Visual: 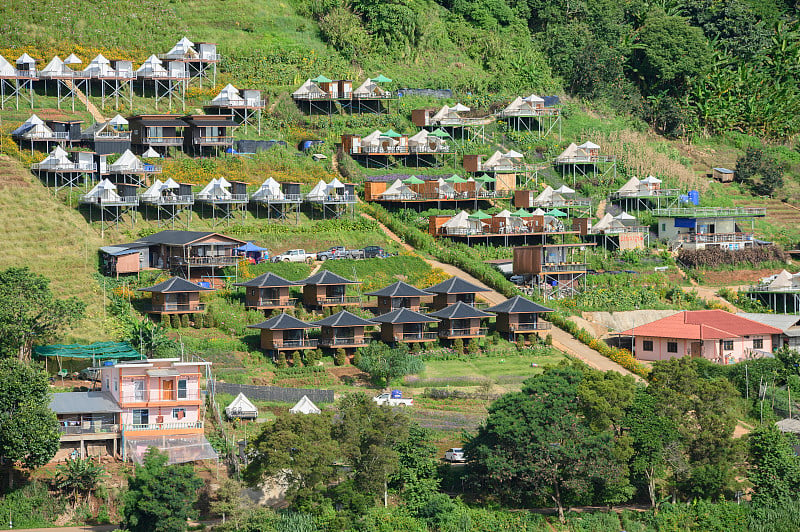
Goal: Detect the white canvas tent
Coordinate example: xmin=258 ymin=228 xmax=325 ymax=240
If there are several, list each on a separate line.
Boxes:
xmin=768 ymin=270 xmax=795 ymax=291
xmin=441 ymin=210 xmax=483 ymax=235
xmin=142 ymin=147 xmax=161 ymax=158
xmin=251 ymin=177 xmax=284 ymax=200
xmin=197 ymin=177 xmax=231 ymax=200
xmin=226 ymin=393 xmax=258 ymax=419
xmin=290 ymin=395 xmax=321 ymax=415
xmin=617 ymin=176 xmax=640 ymax=195
xmin=211 ymin=83 xmax=241 ymax=105
xmin=141 ymin=178 xmax=179 ymax=201
xmin=108 ymin=114 xmax=128 ymax=127
xmin=306 ymin=179 xmax=328 ymax=201
xmin=64 ymin=54 xmax=82 ymax=65
xmin=436 ymin=178 xmax=455 ymax=198
xmin=555 ymin=143 xmax=579 ymax=163
xmin=12 ymin=114 xmax=53 ymax=139
xmin=381 ymin=178 xmax=416 ymax=199
xmin=40 ymin=56 xmax=70 ymax=77
xmin=109 ymin=150 xmax=145 ymax=173
xmin=84 ymin=54 xmax=114 ymax=77
xmin=531 ymin=208 xmax=546 ymax=216
xmin=136 ymin=55 xmax=167 ymax=77
xmin=353 ymin=78 xmax=388 ymax=98
xmin=166 ymin=37 xmax=198 ymax=59
xmin=451 ymin=103 xmax=470 ymax=112
xmin=293 ymin=79 xmax=326 ymax=98
xmin=36 ymin=146 xmax=73 ymax=169
xmin=83 ymin=178 xmax=122 ymax=202
xmin=554 ymin=185 xmax=575 ymax=195
xmin=0 ymin=55 xmax=17 ymax=76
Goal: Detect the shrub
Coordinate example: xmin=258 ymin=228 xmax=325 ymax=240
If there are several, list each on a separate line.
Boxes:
xmin=467 ymin=338 xmax=481 ymax=356
xmin=291 ymin=351 xmax=302 ymax=367
xmin=180 ymin=314 xmax=189 ymax=328
xmin=352 ymin=349 xmax=362 ymax=366
xmin=453 ymin=338 xmax=464 ymax=355
xmin=545 ymin=333 xmax=553 ymax=346
xmin=335 ymin=348 xmax=347 ymax=366
xmin=516 ymin=334 xmax=526 ymax=351
xmin=527 ymin=334 xmax=537 ymax=347
xmin=276 ymin=351 xmax=287 ymax=369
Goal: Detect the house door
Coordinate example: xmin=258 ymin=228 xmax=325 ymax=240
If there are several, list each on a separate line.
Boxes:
xmin=162 ymin=379 xmax=175 ymax=401
xmin=690 ymin=342 xmax=702 ymax=358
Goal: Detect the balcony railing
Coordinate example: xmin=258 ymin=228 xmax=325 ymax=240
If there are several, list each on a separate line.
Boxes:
xmin=480 ymin=164 xmax=523 ymax=172
xmin=120 ymin=391 xmax=201 ymax=403
xmin=138 ymin=70 xmax=189 ymax=80
xmin=318 ymin=295 xmax=362 ymax=306
xmin=197 ymin=193 xmax=249 ymax=203
xmin=123 ymin=421 xmax=204 ymax=432
xmin=532 ymin=198 xmax=592 ymax=208
xmin=609 ymin=188 xmax=681 ymax=199
xmin=95 ymin=131 xmax=132 ymax=139
xmin=318 ymin=337 xmax=367 ymax=347
xmin=309 ymin=194 xmax=358 ymax=204
xmin=205 ymin=98 xmax=266 ymax=108
xmin=539 ymin=262 xmax=588 ymax=273
xmin=0 ymin=69 xmax=38 ymax=79
xmin=437 ymin=225 xmax=570 ymax=237
xmin=142 ymin=136 xmax=184 ymax=145
xmin=59 ymin=423 xmax=119 ymax=435
xmin=251 ymin=193 xmax=304 ymax=203
xmin=182 ymin=255 xmax=239 ymax=266
xmin=351 ymin=145 xmax=410 ymax=155
xmin=293 ymin=92 xmax=351 ymax=100
xmin=439 ymin=327 xmax=488 ymax=338
xmin=109 ymin=164 xmax=162 ymax=174
xmin=272 ymin=338 xmax=318 ymax=349
xmin=141 ymin=194 xmax=194 ymax=205
xmin=510 ymin=322 xmax=551 ymax=332
xmin=433 ymin=116 xmax=491 ymax=126
xmin=408 ymin=145 xmax=453 ymax=154
xmin=673 ymin=232 xmax=754 ymax=244
xmin=144 ymin=302 xmax=206 ymax=313
xmin=27 ymin=131 xmax=69 ymax=140
xmin=249 ymin=297 xmax=298 ymax=308
xmin=377 ymin=190 xmax=507 ymax=202
xmin=79 ymin=194 xmax=139 ymax=206
xmin=157 ymin=52 xmax=221 ymax=61
xmin=394 ymin=332 xmax=438 ymax=342
xmin=653 ymin=207 xmax=766 ymax=217
xmin=499 ymin=108 xmax=560 ymax=117
xmin=352 ymin=92 xmax=394 ymax=99
xmin=31 ymin=162 xmax=97 ymax=172
xmin=196 ymin=136 xmax=235 ymax=145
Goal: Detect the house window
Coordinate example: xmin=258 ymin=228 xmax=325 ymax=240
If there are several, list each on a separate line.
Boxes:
xmin=132 ymin=409 xmax=149 ymax=426
xmin=643 ymin=340 xmax=654 ymax=351
xmin=661 ymin=223 xmax=666 ymax=232
xmin=173 ymin=408 xmax=186 ymax=420
xmin=753 ymin=338 xmax=764 ymax=349
xmin=667 ymin=342 xmax=678 ymax=353
xmin=177 ymin=379 xmax=188 ymax=399
xmin=723 ymin=340 xmax=734 ymax=351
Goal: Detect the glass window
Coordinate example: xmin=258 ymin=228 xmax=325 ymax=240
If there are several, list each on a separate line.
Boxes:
xmin=133 ymin=409 xmax=149 ymax=425
xmin=643 ymin=340 xmax=654 ymax=351
xmin=177 ymin=379 xmax=188 ymax=399
xmin=667 ymin=342 xmax=678 ymax=353
xmin=172 ymin=408 xmax=186 ymax=419
xmin=723 ymin=340 xmax=734 ymax=351
xmin=753 ymin=338 xmax=763 ymax=349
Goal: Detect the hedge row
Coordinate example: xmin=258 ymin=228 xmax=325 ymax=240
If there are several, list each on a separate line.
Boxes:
xmin=363 ymin=203 xmax=650 ymax=378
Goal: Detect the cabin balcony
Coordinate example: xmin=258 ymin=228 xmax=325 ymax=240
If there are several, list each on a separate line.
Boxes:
xmin=311 ymin=194 xmax=358 ymax=205
xmin=180 ymin=255 xmax=239 ymax=267
xmin=197 ymin=194 xmax=249 ymax=204
xmin=108 ymin=164 xmax=161 ymax=174
xmin=271 ymin=338 xmax=318 ymax=350
xmin=1 ymin=69 xmax=38 ymax=79
xmin=142 ymin=136 xmax=184 ymax=146
xmin=609 ymin=188 xmax=680 ymax=200
xmin=500 ymin=108 xmax=560 ymax=117
xmin=142 ymin=194 xmax=194 ymax=205
xmin=157 ymin=52 xmax=221 ymax=61
xmin=674 ymin=232 xmax=754 ymax=244
xmin=140 ymin=71 xmax=189 ymax=80
xmin=205 ymin=98 xmax=266 ymax=108
xmin=353 ymin=92 xmax=394 ymax=100
xmin=532 ymin=198 xmax=592 ymax=208
xmin=408 ymin=145 xmax=453 ymax=154
xmin=59 ymin=423 xmax=120 ymax=436
xmin=351 ymin=146 xmax=410 ymax=155
xmin=31 ymin=162 xmax=97 ymax=172
xmin=95 ymin=72 xmax=136 ymax=80
xmin=394 ymin=332 xmax=438 ymax=343
xmin=95 ymin=131 xmax=132 ymax=140
xmin=27 ymin=131 xmax=69 ymax=141
xmin=539 ymin=263 xmax=587 ymax=274
xmin=78 ymin=195 xmax=139 ymax=207
xmin=556 ymin=155 xmax=613 ymax=164
xmin=122 ymin=421 xmax=204 ymax=433
xmin=120 ymin=390 xmax=202 ymax=405
xmin=509 ymin=322 xmax=551 ymax=332
xmin=653 ymin=207 xmax=767 ymax=217
xmin=195 ymin=136 xmax=235 ymax=146
xmin=247 ymin=297 xmax=299 ymax=310
xmin=438 ymin=327 xmax=488 ymax=339
xmin=143 ymin=302 xmax=206 ymax=314
xmin=316 ymin=296 xmax=362 ymax=307
xmin=251 ymin=193 xmax=304 ymax=204
xmin=318 ymin=336 xmax=368 ymax=348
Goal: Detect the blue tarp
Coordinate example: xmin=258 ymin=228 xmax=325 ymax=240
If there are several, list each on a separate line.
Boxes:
xmin=236 ymin=242 xmax=268 ymax=253
xmin=674 ymin=218 xmax=697 ymax=228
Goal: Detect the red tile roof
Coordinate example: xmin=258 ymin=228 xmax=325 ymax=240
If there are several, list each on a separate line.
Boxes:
xmin=620 ymin=310 xmax=782 ymax=340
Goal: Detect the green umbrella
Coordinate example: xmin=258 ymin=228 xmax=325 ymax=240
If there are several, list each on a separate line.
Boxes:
xmin=429 ymin=128 xmax=450 ymax=138
xmin=383 ymin=129 xmax=402 ymax=138
xmin=475 ymin=174 xmax=495 ymax=183
xmin=311 ymin=74 xmax=332 ymax=83
xmin=512 ymin=208 xmax=531 ymax=217
xmin=373 ymin=74 xmax=392 ymax=83
xmin=468 ymin=210 xmax=491 ymax=220
xmin=403 ymin=176 xmax=425 ymax=185
xmin=546 ymin=208 xmax=568 ymax=217
xmin=445 ymin=174 xmax=467 ymax=183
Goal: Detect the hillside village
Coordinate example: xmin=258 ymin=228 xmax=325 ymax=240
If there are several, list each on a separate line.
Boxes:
xmin=2 ymin=0 xmax=800 ymax=530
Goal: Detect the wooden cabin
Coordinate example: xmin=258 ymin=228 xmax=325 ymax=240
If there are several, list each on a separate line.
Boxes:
xmin=425 ymin=276 xmax=491 ymax=310
xmin=247 ymin=313 xmax=317 ymax=353
xmin=372 ymin=307 xmax=439 ymax=344
xmin=365 ymin=281 xmax=432 ymax=313
xmin=713 ymin=167 xmax=735 ymax=183
xmin=129 ymin=115 xmax=188 ymax=153
xmin=427 ymin=301 xmax=492 ymax=340
xmin=138 ymin=276 xmax=213 ymax=315
xmin=486 ymin=295 xmax=553 ymax=337
xmin=512 ymin=244 xmax=589 ymax=276
xmin=311 ymin=311 xmax=373 ymax=349
xmin=45 ymin=119 xmax=83 ymax=144
xmin=234 ymin=272 xmax=301 ymax=311
xmin=182 ymin=114 xmax=237 ymax=155
xmin=301 ymin=270 xmax=361 ymax=308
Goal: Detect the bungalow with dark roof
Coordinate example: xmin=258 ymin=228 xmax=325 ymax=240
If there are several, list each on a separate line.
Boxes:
xmin=247 ymin=313 xmax=317 ymax=354
xmin=138 ymin=276 xmax=213 ymax=315
xmin=301 ymin=270 xmax=361 ymax=308
xmin=365 ymin=281 xmax=432 ymax=313
xmin=311 ymin=310 xmax=374 ymax=349
xmin=424 ymin=276 xmax=490 ymax=311
xmin=372 ymin=307 xmax=439 ymax=344
xmin=427 ymin=301 xmax=492 ymax=340
xmin=234 ymin=272 xmax=301 ymax=311
xmin=619 ymin=309 xmax=781 ymax=364
xmin=486 ymin=296 xmax=553 ymax=338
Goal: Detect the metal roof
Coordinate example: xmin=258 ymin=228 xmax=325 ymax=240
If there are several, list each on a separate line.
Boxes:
xmin=365 ymin=281 xmax=432 ymax=298
xmin=139 ymin=276 xmax=214 ymax=293
xmin=183 ymin=116 xmax=237 ymax=127
xmin=136 ymin=230 xmax=245 ymax=246
xmin=131 ymin=115 xmax=187 ymax=127
xmin=371 ymin=307 xmax=439 ymax=324
xmin=485 ymin=295 xmax=554 ymax=314
xmin=248 ymin=313 xmax=314 ymax=330
xmin=50 ymin=391 xmax=121 ymax=414
xmin=427 ymin=301 xmax=493 ymax=320
xmin=737 ymin=313 xmax=800 ymax=335
xmin=425 ymin=276 xmax=490 ymax=294
xmin=234 ymin=271 xmax=301 ymax=288
xmin=302 ymin=270 xmax=358 ymax=286
xmin=311 ymin=310 xmax=374 ymax=328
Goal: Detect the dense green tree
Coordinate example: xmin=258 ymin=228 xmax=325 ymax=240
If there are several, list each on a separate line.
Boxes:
xmin=52 ymin=457 xmax=106 ymax=506
xmin=0 ymin=359 xmax=59 ymax=488
xmin=0 ymin=267 xmax=85 ymax=360
xmin=735 ymin=147 xmax=784 ymax=196
xmin=244 ymin=410 xmax=338 ymax=506
xmin=355 ymin=342 xmax=423 ymax=386
xmin=465 ymin=364 xmax=623 ymax=523
xmin=123 ymin=447 xmax=203 ymax=532
xmin=748 ymin=425 xmax=800 ymax=506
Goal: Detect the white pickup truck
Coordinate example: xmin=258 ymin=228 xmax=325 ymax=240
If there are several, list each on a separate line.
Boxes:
xmin=373 ymin=392 xmax=413 ymax=407
xmin=272 ymin=249 xmax=316 ymax=263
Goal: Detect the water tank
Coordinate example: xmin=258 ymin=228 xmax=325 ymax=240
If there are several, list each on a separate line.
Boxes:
xmin=391 ymin=389 xmax=402 ymax=399
xmin=688 ymin=190 xmax=700 ymax=206
xmin=103 ymin=360 xmax=115 ymax=366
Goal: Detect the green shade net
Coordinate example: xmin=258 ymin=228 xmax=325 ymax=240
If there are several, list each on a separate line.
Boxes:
xmin=311 ymin=75 xmax=332 ymax=83
xmin=383 ymin=129 xmax=402 ymax=138
xmin=445 ymin=174 xmax=467 ymax=183
xmin=35 ymin=341 xmax=145 ymax=361
xmin=403 ymin=176 xmax=425 ymax=185
xmin=429 ymin=128 xmax=450 ymax=138
xmin=546 ymin=208 xmax=568 ymax=217
xmin=468 ymin=210 xmax=491 ymax=220
xmin=475 ymin=174 xmax=495 ymax=183
xmin=373 ymin=74 xmax=392 ymax=83
xmin=512 ymin=208 xmax=531 ymax=217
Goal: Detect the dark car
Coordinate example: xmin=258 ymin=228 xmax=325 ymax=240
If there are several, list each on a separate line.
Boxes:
xmin=362 ymin=246 xmax=385 ymax=259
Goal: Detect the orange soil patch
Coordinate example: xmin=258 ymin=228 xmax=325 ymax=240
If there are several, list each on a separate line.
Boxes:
xmin=0 ymin=155 xmax=32 ymax=188
xmin=701 ymin=268 xmax=782 ymax=287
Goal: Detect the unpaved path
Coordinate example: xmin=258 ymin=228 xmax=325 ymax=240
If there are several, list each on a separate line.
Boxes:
xmin=64 ymin=79 xmax=105 ymax=122
xmin=361 ymin=213 xmax=639 ymax=378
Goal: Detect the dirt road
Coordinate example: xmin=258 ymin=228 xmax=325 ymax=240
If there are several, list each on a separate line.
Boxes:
xmin=361 ymin=214 xmax=639 ymax=378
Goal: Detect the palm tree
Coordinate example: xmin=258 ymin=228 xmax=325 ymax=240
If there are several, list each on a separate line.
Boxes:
xmin=52 ymin=457 xmax=107 ymax=506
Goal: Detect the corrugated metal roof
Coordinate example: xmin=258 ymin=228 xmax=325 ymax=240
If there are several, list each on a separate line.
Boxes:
xmin=427 ymin=301 xmax=492 ymax=320
xmin=50 ymin=391 xmax=121 ymax=414
xmin=311 ymin=310 xmax=374 ymax=328
xmin=139 ymin=276 xmax=214 ymax=293
xmin=371 ymin=307 xmax=439 ymax=324
xmin=365 ymin=281 xmax=432 ymax=298
xmin=425 ymin=276 xmax=490 ymax=295
xmin=620 ymin=310 xmax=783 ymax=339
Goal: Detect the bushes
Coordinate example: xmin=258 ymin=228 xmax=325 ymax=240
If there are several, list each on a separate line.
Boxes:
xmin=678 ymin=245 xmax=787 ymax=269
xmin=334 ymin=348 xmax=347 ymax=366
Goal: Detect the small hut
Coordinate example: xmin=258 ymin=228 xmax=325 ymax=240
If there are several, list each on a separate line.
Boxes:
xmin=371 ymin=307 xmax=439 ymax=344
xmin=427 ymin=301 xmax=492 ymax=340
xmin=424 ymin=276 xmax=490 ymax=310
xmin=301 ymin=270 xmax=360 ymax=308
xmin=365 ymin=281 xmax=432 ymax=313
xmin=138 ymin=276 xmax=213 ymax=316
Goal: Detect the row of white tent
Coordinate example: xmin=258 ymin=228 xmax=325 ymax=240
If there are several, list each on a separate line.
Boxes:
xmin=293 ymin=78 xmax=391 ymax=99
xmin=439 ymin=209 xmax=562 ymax=235
xmin=591 ymin=212 xmax=639 ymax=234
xmin=614 ymin=175 xmax=664 ymax=196
xmin=224 ymin=393 xmax=321 ymax=420
xmin=13 ymin=113 xmax=133 ymax=141
xmin=0 ymin=37 xmax=216 ymax=79
xmin=358 ymin=129 xmax=450 ymax=152
xmin=33 ymin=146 xmax=160 ymax=172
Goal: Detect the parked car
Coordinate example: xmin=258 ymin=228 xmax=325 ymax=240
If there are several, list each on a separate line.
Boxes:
xmin=373 ymin=391 xmax=413 ymax=407
xmin=272 ymin=249 xmax=316 ymax=263
xmin=444 ymin=448 xmax=466 ymax=462
xmin=362 ymin=245 xmax=386 ymax=259
xmin=317 ymin=247 xmax=365 ymax=260
xmin=509 ymin=275 xmax=526 ymax=285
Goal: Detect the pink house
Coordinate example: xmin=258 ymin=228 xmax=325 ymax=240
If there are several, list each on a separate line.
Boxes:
xmin=50 ymin=358 xmax=218 ymax=464
xmin=620 ymin=310 xmax=781 ymax=365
